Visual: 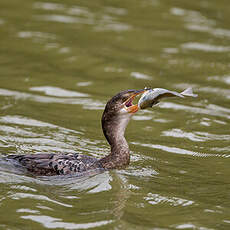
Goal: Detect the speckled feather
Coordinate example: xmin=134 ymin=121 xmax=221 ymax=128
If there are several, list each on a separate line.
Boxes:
xmin=7 ymin=153 xmax=100 ymax=176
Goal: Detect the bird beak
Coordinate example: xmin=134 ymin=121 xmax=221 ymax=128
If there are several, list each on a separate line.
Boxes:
xmin=124 ymin=89 xmax=148 ymax=113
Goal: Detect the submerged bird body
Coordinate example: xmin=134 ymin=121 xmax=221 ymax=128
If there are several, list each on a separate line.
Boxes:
xmin=7 ymin=153 xmax=100 ymax=176
xmin=6 ymin=89 xmax=146 ymax=176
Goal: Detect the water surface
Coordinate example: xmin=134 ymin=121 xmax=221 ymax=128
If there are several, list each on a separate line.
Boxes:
xmin=0 ymin=0 xmax=230 ymax=229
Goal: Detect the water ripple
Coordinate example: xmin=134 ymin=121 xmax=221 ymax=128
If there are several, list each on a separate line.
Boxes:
xmin=0 ymin=125 xmax=38 ymax=137
xmin=0 ymin=88 xmax=104 ymax=110
xmin=159 ymin=102 xmax=230 ymax=119
xmin=104 ymin=7 xmax=127 ymax=16
xmin=120 ymin=167 xmax=158 ymax=177
xmin=170 ymin=7 xmax=215 ymax=26
xmin=17 ymin=208 xmax=40 ymax=214
xmin=67 ymin=171 xmax=112 ymax=193
xmin=145 ymin=192 xmax=194 ymax=206
xmin=36 ymin=14 xmax=94 ymax=24
xmin=30 ymin=86 xmax=89 ymax=97
xmin=10 ymin=185 xmax=37 ymax=192
xmin=21 ymin=215 xmax=112 ymax=229
xmin=186 ymin=24 xmax=230 ymax=39
xmin=130 ymin=72 xmax=152 ymax=80
xmin=34 ymin=2 xmax=65 ymax=11
xmin=181 ymin=42 xmax=230 ymax=52
xmin=17 ymin=31 xmax=56 ymax=40
xmin=0 ymin=114 xmax=105 ymax=157
xmin=208 ymin=75 xmax=230 ymax=85
xmin=162 ymin=128 xmax=230 ymax=142
xmin=0 ymin=115 xmax=59 ymax=128
xmin=132 ymin=141 xmax=230 ymax=158
xmin=10 ymin=193 xmax=72 ymax=207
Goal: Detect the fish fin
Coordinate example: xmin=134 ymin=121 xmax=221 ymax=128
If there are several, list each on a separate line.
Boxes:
xmin=180 ymin=87 xmax=198 ymax=97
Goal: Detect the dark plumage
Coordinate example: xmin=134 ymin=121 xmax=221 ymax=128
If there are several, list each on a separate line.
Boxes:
xmin=6 ymin=89 xmax=146 ymax=176
xmin=7 ymin=153 xmax=99 ymax=176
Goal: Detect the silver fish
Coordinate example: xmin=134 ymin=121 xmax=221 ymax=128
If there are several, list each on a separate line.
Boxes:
xmin=138 ymin=87 xmax=198 ymax=109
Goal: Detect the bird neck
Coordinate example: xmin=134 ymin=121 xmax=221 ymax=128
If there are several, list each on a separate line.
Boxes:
xmin=98 ymin=112 xmax=132 ymax=169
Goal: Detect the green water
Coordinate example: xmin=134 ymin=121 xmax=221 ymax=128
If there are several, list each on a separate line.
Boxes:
xmin=0 ymin=0 xmax=230 ymax=229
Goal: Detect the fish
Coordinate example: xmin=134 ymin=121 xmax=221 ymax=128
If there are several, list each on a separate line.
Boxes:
xmin=138 ymin=87 xmax=198 ymax=109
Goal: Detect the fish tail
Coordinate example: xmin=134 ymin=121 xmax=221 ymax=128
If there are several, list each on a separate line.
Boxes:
xmin=181 ymin=87 xmax=198 ymax=97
